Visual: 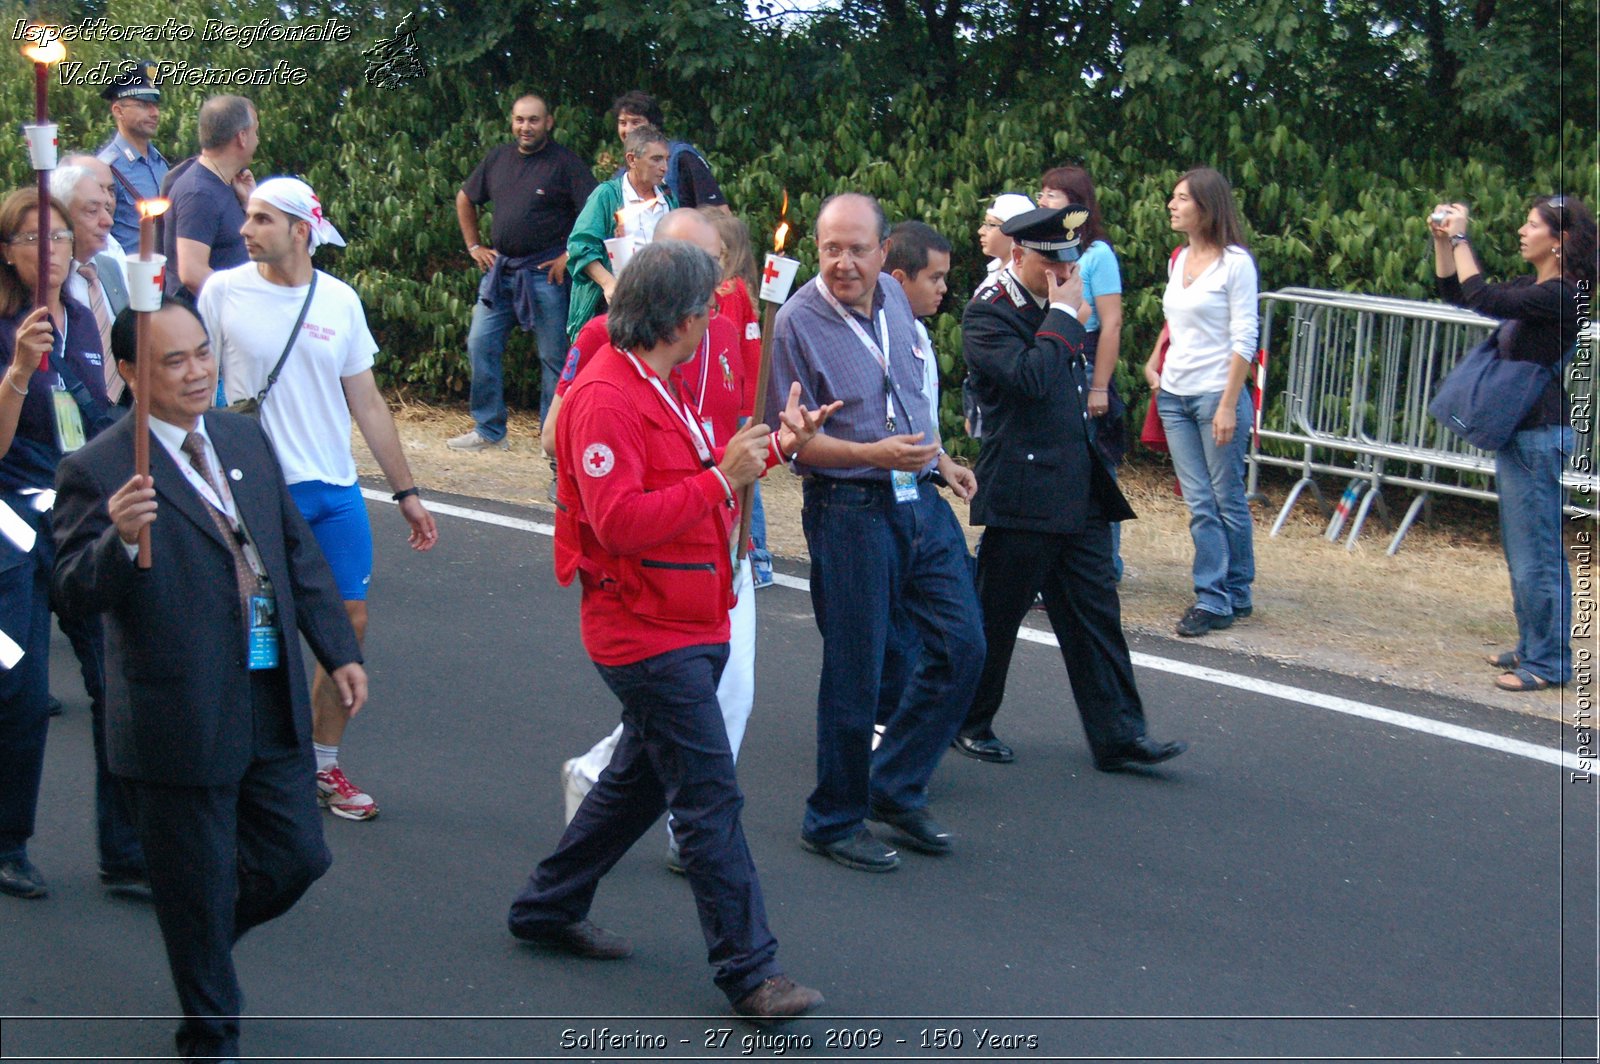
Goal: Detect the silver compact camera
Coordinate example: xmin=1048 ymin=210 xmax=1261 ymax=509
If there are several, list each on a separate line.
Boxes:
xmin=1429 ymin=210 xmax=1449 ymax=226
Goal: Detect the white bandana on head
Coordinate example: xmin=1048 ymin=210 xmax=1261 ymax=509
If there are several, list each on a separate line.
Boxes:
xmin=252 ymin=177 xmax=346 ymax=254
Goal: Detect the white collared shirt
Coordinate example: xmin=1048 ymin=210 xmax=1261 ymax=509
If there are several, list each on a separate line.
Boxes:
xmin=618 ymin=176 xmax=670 ymax=242
xmin=149 ymin=415 xmax=236 ymax=520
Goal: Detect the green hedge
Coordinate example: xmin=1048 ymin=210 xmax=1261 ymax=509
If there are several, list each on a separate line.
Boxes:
xmin=6 ymin=0 xmax=1592 ymax=454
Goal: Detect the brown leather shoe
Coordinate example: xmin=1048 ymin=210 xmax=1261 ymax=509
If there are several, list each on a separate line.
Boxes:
xmin=509 ymin=918 xmax=632 ymax=959
xmin=733 ymin=975 xmax=824 ymax=1020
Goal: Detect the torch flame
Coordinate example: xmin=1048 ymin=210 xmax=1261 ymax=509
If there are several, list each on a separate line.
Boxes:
xmin=138 ymin=198 xmax=171 ymax=220
xmin=21 ymin=37 xmax=65 ymax=65
xmin=772 ymin=191 xmax=790 ymax=254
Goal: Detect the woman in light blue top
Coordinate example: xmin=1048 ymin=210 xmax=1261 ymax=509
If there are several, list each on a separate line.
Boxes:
xmin=1146 ymin=167 xmax=1259 ymax=638
xmin=1040 ymin=166 xmax=1127 ymax=579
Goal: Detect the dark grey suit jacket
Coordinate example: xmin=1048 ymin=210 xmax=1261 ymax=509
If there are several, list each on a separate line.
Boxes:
xmin=51 ymin=410 xmax=361 ymax=786
xmin=93 ymin=251 xmax=129 ymax=316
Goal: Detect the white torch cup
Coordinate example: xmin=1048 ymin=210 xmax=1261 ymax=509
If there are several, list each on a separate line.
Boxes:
xmin=125 ymin=255 xmax=166 ymax=312
xmin=23 ymin=123 xmax=58 ymax=170
xmin=604 ymin=237 xmax=636 ymax=276
xmin=759 ymin=254 xmax=800 ymax=303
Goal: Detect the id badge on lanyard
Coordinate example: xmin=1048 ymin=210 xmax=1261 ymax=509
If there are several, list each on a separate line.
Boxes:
xmin=47 ymin=326 xmax=85 ymax=453
xmin=247 ymin=588 xmax=281 ymax=670
xmin=817 ymin=281 xmax=901 ymax=434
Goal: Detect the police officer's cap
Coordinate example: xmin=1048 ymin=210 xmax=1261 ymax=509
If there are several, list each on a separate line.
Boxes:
xmin=1001 ymin=204 xmax=1091 ymax=263
xmin=101 ymin=60 xmax=160 ymax=103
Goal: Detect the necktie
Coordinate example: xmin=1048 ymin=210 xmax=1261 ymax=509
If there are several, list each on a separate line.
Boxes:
xmin=77 ymin=261 xmax=124 ymax=403
xmin=180 ymin=431 xmax=262 ymax=611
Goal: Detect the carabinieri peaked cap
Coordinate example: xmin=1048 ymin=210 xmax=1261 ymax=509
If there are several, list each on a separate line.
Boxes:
xmin=1001 ymin=204 xmax=1091 ymax=263
xmin=101 ymin=60 xmax=161 ymax=102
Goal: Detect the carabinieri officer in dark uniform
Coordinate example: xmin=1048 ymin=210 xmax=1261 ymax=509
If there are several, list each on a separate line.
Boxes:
xmin=957 ymin=204 xmax=1188 ymax=771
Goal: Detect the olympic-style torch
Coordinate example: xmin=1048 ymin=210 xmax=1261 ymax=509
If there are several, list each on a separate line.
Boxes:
xmin=20 ymin=31 xmax=65 ymax=370
xmin=736 ymin=193 xmax=800 ymax=559
xmin=127 ymin=198 xmax=170 ymax=568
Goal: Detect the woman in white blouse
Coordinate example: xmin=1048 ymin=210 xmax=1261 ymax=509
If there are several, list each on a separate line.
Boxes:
xmin=1144 ymin=167 xmax=1259 ymax=637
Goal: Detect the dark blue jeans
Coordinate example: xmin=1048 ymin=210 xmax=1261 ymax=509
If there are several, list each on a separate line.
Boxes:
xmin=466 ymin=265 xmax=570 ymax=434
xmin=508 ymin=643 xmax=780 ymax=1002
xmin=800 ymin=478 xmax=985 ymax=843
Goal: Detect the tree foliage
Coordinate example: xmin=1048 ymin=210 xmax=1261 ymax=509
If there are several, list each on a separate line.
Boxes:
xmin=2 ymin=0 xmax=1592 ymax=445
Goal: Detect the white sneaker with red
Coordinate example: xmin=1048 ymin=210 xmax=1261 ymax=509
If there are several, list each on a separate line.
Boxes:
xmin=316 ymin=766 xmax=379 ymax=821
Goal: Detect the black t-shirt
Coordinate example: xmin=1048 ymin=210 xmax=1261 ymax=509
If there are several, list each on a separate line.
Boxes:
xmin=673 ymin=147 xmax=725 ymax=208
xmin=462 ymin=141 xmax=597 ymax=258
xmin=1439 ymin=272 xmax=1580 ymax=430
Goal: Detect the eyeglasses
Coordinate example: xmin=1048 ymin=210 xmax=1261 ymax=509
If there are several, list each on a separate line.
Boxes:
xmin=819 ymin=243 xmax=883 ymax=260
xmin=7 ymin=229 xmax=73 ymax=247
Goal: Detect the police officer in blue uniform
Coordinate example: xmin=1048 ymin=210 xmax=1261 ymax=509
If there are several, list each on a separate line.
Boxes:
xmin=97 ymin=60 xmax=169 ymax=252
xmin=957 ymin=204 xmax=1188 ymax=771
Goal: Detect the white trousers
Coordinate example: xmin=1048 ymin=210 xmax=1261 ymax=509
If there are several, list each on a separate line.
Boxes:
xmin=572 ymin=557 xmax=756 ymax=787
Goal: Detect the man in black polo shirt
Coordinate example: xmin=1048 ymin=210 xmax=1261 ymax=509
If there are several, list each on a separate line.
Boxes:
xmin=449 ymin=94 xmax=597 ymax=452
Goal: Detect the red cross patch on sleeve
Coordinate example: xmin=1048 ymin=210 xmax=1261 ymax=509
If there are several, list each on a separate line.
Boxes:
xmin=582 ymin=443 xmax=615 ymax=477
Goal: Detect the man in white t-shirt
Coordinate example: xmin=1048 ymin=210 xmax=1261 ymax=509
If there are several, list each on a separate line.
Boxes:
xmin=199 ymin=178 xmax=439 ymax=822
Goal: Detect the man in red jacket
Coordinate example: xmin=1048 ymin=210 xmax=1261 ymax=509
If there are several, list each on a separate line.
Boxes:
xmin=506 ymin=238 xmax=835 ymax=1019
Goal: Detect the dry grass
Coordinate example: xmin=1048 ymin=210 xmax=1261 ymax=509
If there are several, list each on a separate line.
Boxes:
xmin=356 ymin=400 xmax=1594 ymax=721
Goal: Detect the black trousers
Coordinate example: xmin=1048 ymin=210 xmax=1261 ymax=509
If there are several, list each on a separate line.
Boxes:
xmin=508 ymin=643 xmax=780 ymax=1003
xmin=963 ymin=524 xmax=1146 ymax=758
xmin=123 ymin=669 xmax=330 ymax=1062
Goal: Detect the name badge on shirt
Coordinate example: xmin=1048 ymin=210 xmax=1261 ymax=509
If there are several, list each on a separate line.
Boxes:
xmin=247 ymin=593 xmax=281 ymax=670
xmin=891 ymin=469 xmax=919 ymax=504
xmin=51 ymin=385 xmax=86 ymax=453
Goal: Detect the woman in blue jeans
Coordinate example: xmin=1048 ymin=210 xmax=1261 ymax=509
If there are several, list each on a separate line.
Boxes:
xmin=1146 ymin=168 xmax=1259 ymax=637
xmin=1432 ymin=194 xmax=1595 ymax=692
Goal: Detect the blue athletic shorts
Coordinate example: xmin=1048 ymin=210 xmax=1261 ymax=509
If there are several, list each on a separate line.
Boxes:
xmin=287 ymin=480 xmax=373 ymax=601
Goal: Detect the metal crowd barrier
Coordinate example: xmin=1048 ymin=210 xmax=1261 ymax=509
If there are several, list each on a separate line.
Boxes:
xmin=1246 ymin=287 xmax=1598 ymax=555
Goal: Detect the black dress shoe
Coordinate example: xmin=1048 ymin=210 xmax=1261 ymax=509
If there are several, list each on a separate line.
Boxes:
xmin=800 ymin=827 xmax=900 ymax=872
xmin=1095 ymin=737 xmax=1189 ymax=772
xmin=734 ymin=975 xmax=824 ymax=1021
xmin=99 ymin=868 xmax=154 ymax=901
xmin=47 ymin=694 xmax=63 ymax=717
xmin=0 ymin=856 xmax=49 ymax=899
xmin=951 ymin=733 xmax=1015 ymax=763
xmin=509 ymin=918 xmax=632 ymax=959
xmin=867 ymin=804 xmax=952 ymax=854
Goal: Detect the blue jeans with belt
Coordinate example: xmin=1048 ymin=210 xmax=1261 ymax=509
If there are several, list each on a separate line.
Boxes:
xmin=1157 ymin=388 xmax=1256 ymax=617
xmin=508 ymin=643 xmax=781 ymax=1003
xmin=800 ymin=477 xmax=984 ymax=843
xmin=466 ymin=264 xmax=570 ymax=435
xmin=1495 ymin=424 xmax=1574 ymax=684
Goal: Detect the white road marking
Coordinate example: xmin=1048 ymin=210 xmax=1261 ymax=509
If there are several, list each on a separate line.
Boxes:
xmin=366 ymin=489 xmax=1582 ymax=771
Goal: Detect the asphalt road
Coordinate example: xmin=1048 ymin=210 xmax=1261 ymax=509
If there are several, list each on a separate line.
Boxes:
xmin=3 ymin=490 xmax=1595 ymax=1063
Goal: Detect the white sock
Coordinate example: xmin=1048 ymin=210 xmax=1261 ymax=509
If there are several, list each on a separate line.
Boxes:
xmin=314 ymin=743 xmax=339 ymax=772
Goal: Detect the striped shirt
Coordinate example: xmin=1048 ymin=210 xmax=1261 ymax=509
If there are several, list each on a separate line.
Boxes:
xmin=767 ymin=274 xmax=937 ymax=481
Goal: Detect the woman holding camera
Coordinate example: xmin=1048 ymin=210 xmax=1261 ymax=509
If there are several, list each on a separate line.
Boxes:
xmin=1432 ymin=194 xmax=1595 ymax=692
xmin=1148 ymin=167 xmax=1259 ymax=637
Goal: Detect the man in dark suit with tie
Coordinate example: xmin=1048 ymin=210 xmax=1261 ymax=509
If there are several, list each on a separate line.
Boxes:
xmin=52 ymin=297 xmax=367 ymax=1063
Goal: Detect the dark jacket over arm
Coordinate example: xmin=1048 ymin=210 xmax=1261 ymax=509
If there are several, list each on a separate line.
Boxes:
xmin=963 ymin=287 xmax=1135 ymax=533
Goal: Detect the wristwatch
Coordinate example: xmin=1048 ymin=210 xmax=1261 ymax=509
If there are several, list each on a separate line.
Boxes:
xmin=1450 ymin=233 xmax=1470 ymax=248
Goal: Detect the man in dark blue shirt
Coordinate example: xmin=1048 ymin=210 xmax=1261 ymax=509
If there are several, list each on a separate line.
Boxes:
xmin=163 ymin=95 xmax=258 ymax=299
xmin=449 ymin=94 xmax=597 ymax=451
